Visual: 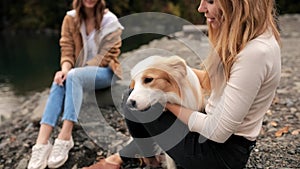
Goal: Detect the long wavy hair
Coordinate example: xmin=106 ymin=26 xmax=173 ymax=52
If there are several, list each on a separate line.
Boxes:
xmin=72 ymin=0 xmax=106 ymax=31
xmin=205 ymin=0 xmax=281 ymax=82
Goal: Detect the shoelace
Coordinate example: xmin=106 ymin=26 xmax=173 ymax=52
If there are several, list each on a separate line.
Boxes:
xmin=51 ymin=142 xmax=69 ymax=156
xmin=31 ymin=146 xmax=44 ymax=162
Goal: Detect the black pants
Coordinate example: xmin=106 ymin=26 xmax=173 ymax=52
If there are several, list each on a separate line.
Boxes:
xmin=120 ymin=109 xmax=255 ymax=169
xmin=119 ymin=90 xmax=255 ymax=169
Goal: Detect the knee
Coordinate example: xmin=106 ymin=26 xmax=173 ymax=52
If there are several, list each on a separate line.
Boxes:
xmin=66 ymin=69 xmax=80 ymax=83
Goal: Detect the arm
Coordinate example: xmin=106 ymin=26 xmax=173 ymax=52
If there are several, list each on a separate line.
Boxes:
xmin=165 ymin=103 xmax=194 ymax=125
xmin=55 ymin=15 xmax=75 ymax=85
xmin=54 ymin=61 xmax=72 ymax=86
xmin=167 ymin=43 xmax=272 ymax=143
xmin=59 ymin=15 xmax=76 ymax=68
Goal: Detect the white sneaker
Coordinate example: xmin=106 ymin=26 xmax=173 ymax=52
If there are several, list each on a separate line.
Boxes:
xmin=47 ymin=137 xmax=74 ymax=168
xmin=27 ymin=141 xmax=52 ymax=169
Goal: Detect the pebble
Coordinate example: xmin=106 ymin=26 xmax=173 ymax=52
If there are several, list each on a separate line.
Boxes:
xmin=83 ymin=140 xmax=96 ymax=150
xmin=16 ymin=158 xmax=28 ymax=169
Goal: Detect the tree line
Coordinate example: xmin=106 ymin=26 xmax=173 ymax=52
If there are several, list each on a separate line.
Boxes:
xmin=0 ymin=0 xmax=299 ymax=32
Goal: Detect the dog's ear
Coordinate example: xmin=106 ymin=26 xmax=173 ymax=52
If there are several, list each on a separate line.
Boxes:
xmin=129 ymin=80 xmax=135 ymax=89
xmin=166 ymin=56 xmax=187 ymax=79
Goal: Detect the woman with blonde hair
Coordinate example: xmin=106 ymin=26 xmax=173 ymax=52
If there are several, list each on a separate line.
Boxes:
xmin=27 ymin=0 xmax=123 ymax=168
xmin=84 ymin=0 xmax=281 ymax=168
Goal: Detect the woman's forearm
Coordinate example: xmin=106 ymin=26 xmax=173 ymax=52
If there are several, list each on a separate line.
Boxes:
xmin=61 ymin=62 xmax=72 ymax=73
xmin=165 ymin=103 xmax=194 ymax=125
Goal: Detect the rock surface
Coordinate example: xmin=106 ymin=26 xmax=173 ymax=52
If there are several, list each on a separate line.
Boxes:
xmin=0 ymin=14 xmax=300 ymax=169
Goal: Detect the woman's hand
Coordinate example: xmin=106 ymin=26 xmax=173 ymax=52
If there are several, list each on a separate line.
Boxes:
xmin=54 ymin=62 xmax=72 ymax=86
xmin=165 ymin=103 xmax=194 ymax=125
xmin=54 ymin=70 xmax=68 ymax=86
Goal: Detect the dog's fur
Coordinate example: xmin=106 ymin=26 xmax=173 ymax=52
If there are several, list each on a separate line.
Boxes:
xmin=127 ymin=55 xmax=210 ymax=168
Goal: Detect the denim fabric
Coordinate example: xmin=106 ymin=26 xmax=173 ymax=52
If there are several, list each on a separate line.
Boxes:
xmin=40 ymin=66 xmax=114 ymax=127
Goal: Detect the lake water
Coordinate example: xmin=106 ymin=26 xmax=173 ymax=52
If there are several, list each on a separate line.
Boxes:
xmin=0 ymin=33 xmax=61 ymax=119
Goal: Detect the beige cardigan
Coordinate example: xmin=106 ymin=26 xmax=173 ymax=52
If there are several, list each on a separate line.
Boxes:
xmin=59 ymin=10 xmax=124 ymax=78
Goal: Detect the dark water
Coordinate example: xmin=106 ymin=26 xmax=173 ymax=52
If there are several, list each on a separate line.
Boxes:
xmin=0 ymin=33 xmax=61 ymax=95
xmin=0 ymin=33 xmax=60 ymax=119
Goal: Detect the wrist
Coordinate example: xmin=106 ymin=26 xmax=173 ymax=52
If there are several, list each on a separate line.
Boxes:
xmin=61 ymin=62 xmax=72 ymax=72
xmin=188 ymin=111 xmax=199 ymax=131
xmin=61 ymin=69 xmax=69 ymax=74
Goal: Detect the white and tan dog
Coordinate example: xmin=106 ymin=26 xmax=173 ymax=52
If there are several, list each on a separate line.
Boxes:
xmin=127 ymin=55 xmax=209 ymax=112
xmin=126 ymin=55 xmax=210 ymax=169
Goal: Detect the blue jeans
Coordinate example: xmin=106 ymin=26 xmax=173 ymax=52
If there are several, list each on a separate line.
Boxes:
xmin=40 ymin=66 xmax=114 ymax=127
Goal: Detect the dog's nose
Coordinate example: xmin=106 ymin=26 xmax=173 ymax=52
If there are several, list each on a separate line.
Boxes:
xmin=128 ymin=99 xmax=137 ymax=108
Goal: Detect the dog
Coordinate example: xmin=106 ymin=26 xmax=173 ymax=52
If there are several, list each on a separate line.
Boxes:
xmin=126 ymin=55 xmax=210 ymax=169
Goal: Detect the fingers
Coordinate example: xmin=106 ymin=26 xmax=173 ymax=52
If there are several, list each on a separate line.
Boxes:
xmin=54 ymin=72 xmax=63 ymax=86
xmin=165 ymin=103 xmax=175 ymax=111
xmin=54 ymin=71 xmax=67 ymax=86
xmin=61 ymin=71 xmax=67 ymax=82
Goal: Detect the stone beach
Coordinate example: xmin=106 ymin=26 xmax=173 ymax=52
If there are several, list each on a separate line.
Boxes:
xmin=0 ymin=14 xmax=300 ymax=169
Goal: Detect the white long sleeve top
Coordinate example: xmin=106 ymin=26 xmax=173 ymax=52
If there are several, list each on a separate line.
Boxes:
xmin=188 ymin=31 xmax=281 ymax=143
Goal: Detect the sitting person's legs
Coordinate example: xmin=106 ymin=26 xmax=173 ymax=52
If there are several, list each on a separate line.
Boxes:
xmin=29 ymin=66 xmax=114 ymax=169
xmin=83 ymin=89 xmax=255 ymax=169
xmin=121 ymin=99 xmax=255 ymax=169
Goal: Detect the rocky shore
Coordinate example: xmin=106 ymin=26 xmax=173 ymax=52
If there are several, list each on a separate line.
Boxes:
xmin=1 ymin=14 xmax=300 ymax=169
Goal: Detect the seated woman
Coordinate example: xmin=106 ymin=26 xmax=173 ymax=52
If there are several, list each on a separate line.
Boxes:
xmin=27 ymin=0 xmax=123 ymax=169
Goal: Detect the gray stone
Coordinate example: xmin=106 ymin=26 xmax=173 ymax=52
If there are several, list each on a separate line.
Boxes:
xmin=16 ymin=158 xmax=28 ymax=169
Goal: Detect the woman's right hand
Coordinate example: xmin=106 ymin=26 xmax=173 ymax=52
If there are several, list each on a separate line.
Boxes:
xmin=55 ymin=62 xmax=72 ymax=86
xmin=54 ymin=70 xmax=68 ymax=86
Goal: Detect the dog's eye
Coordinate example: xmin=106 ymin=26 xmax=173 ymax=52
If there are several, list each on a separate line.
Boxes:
xmin=143 ymin=77 xmax=153 ymax=84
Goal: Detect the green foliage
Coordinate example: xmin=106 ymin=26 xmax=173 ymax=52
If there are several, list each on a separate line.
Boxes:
xmin=1 ymin=0 xmax=71 ymax=31
xmin=1 ymin=0 xmax=299 ymax=31
xmin=178 ymin=0 xmax=205 ymax=24
xmin=107 ymin=0 xmax=204 ymax=24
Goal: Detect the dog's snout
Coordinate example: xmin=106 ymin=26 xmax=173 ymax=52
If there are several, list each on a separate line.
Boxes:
xmin=128 ymin=99 xmax=137 ymax=108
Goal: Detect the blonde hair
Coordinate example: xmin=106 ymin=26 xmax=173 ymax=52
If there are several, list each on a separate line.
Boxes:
xmin=72 ymin=0 xmax=106 ymax=31
xmin=206 ymin=0 xmax=281 ymax=81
